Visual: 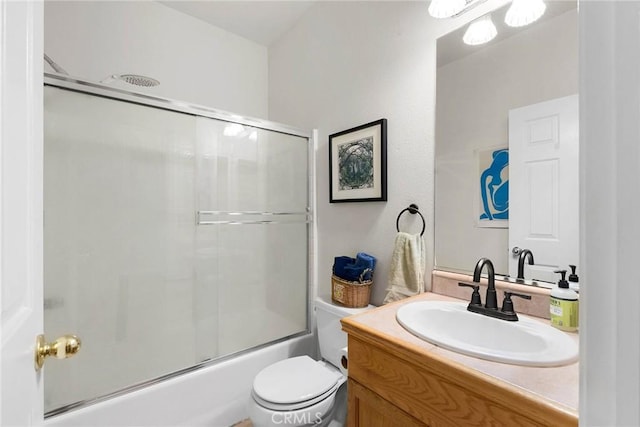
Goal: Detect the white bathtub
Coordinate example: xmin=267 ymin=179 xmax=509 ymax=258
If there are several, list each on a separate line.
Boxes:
xmin=45 ymin=334 xmax=316 ymax=427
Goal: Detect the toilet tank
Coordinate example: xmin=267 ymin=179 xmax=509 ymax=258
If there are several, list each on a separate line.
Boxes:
xmin=314 ymin=296 xmax=374 ymax=369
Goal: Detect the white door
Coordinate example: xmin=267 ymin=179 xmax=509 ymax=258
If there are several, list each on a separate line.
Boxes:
xmin=508 ymin=95 xmax=579 ymax=284
xmin=1 ymin=1 xmax=44 ymax=425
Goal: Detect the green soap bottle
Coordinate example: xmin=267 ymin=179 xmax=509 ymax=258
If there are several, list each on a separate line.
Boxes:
xmin=550 ymin=270 xmax=579 ymax=332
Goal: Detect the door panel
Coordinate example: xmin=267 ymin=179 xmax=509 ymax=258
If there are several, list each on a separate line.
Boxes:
xmin=0 ymin=1 xmax=44 ymax=425
xmin=509 ymin=95 xmax=579 ymax=283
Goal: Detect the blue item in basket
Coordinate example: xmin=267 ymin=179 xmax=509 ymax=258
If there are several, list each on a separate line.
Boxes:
xmin=358 ymin=252 xmax=377 ymax=270
xmin=333 ymin=253 xmax=377 ymax=282
xmin=333 ymin=256 xmax=356 ymax=280
xmin=351 ymin=252 xmax=376 ymax=280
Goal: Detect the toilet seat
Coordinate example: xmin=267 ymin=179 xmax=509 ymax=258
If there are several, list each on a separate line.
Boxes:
xmin=252 ymin=356 xmax=343 ymax=411
xmin=252 ymin=382 xmax=340 ymax=411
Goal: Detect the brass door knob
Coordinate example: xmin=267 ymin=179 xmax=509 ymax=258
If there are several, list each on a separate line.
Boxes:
xmin=35 ymin=334 xmax=81 ymax=371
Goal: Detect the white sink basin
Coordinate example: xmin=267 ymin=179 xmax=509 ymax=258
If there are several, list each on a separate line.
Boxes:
xmin=396 ymin=301 xmax=578 ymax=367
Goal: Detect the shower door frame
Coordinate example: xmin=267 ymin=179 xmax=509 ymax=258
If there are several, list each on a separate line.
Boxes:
xmin=44 ymin=73 xmax=311 ymax=139
xmin=43 ymin=73 xmax=315 ymax=417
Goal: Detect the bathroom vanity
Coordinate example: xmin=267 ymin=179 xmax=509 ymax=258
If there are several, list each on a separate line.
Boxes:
xmin=341 ymin=292 xmax=578 ymax=426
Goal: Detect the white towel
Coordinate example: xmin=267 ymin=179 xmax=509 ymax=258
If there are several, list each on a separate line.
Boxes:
xmin=383 ymin=232 xmax=426 ymax=304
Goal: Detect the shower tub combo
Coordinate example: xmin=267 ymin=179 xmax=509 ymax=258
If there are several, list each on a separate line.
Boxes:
xmin=42 ymin=74 xmax=315 ymax=426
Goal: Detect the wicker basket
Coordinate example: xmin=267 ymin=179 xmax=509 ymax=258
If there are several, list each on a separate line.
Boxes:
xmin=331 ymin=273 xmax=372 ymax=308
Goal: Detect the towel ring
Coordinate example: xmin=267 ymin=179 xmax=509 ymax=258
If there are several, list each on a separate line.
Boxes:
xmin=396 ymin=204 xmax=425 ymax=237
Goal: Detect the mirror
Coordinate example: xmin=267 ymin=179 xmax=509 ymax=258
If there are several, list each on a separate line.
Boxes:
xmin=434 ymin=1 xmax=578 ymax=285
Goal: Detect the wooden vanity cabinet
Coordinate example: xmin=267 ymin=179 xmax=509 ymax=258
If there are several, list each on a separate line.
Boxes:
xmin=348 ymin=378 xmax=423 ymax=427
xmin=342 ymin=323 xmax=578 ymax=427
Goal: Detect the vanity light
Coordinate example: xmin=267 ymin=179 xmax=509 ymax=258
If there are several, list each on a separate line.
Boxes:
xmin=504 ymin=0 xmax=546 ymax=27
xmin=429 ymin=0 xmax=548 ymax=47
xmin=428 ymin=0 xmax=467 ymax=18
xmin=463 ymin=14 xmax=497 ymax=46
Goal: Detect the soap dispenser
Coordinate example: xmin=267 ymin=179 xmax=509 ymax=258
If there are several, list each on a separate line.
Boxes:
xmin=550 ymin=270 xmax=579 ymax=332
xmin=568 ymin=264 xmax=580 ymax=292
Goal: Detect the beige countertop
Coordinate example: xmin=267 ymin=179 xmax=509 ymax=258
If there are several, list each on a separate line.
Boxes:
xmin=343 ymin=291 xmax=579 ymax=417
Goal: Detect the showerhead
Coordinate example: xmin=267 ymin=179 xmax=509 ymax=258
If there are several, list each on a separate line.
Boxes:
xmin=119 ymin=74 xmax=160 ymax=87
xmin=101 ymin=74 xmax=160 ymax=87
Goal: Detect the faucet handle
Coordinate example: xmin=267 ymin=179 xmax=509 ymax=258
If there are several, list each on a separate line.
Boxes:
xmin=458 ymin=283 xmax=482 ymax=306
xmin=501 ymin=291 xmax=532 ymax=314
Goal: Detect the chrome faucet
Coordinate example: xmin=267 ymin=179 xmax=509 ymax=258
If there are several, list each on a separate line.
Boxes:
xmin=473 ymin=257 xmax=497 ymax=310
xmin=517 ymin=249 xmax=534 ymax=281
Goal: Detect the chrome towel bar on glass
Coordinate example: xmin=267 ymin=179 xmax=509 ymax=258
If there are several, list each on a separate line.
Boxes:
xmin=396 ymin=204 xmax=425 ymax=236
xmin=197 ymin=210 xmax=311 ymax=225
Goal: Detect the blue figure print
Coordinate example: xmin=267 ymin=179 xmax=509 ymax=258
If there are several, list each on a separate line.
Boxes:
xmin=480 ymin=148 xmax=509 ymax=221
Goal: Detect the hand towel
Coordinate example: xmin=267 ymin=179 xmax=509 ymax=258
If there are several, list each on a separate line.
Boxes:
xmin=383 ymin=232 xmax=426 ymax=304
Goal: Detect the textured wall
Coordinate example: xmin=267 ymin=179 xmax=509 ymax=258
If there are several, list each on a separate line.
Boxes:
xmin=269 ymin=0 xmax=508 ymax=305
xmin=45 ymin=1 xmax=268 ymax=118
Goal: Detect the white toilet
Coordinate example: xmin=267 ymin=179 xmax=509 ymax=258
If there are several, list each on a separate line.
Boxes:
xmin=248 ymin=297 xmax=374 ymax=427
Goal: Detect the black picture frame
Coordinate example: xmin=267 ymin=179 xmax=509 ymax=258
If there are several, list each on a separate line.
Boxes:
xmin=329 ymin=119 xmax=387 ymax=203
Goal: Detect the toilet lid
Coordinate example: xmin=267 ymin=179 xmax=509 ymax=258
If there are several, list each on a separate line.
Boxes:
xmin=253 ymin=356 xmax=341 ymax=405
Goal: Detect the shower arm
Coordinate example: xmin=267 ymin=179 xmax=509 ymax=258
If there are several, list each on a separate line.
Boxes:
xmin=44 ymin=54 xmax=69 ymax=75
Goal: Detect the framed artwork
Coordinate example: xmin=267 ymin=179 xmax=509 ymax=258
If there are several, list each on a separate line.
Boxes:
xmin=476 ymin=146 xmax=509 ymax=228
xmin=329 ymin=119 xmax=387 ymax=203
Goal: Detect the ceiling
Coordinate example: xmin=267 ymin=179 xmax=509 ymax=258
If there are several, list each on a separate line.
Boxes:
xmin=159 ymin=1 xmax=317 ymax=47
xmin=160 ymin=1 xmax=576 ymax=55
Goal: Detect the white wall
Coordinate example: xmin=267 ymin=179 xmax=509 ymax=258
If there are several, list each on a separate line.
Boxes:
xmin=269 ymin=0 xmax=508 ymax=306
xmin=580 ymin=2 xmax=640 ymax=425
xmin=435 ymin=9 xmax=578 ymax=276
xmin=44 ymin=1 xmax=268 ymax=118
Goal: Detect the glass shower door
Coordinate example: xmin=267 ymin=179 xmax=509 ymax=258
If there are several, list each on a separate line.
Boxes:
xmin=43 ymin=83 xmax=310 ymax=416
xmin=194 ymin=117 xmax=309 ymax=356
